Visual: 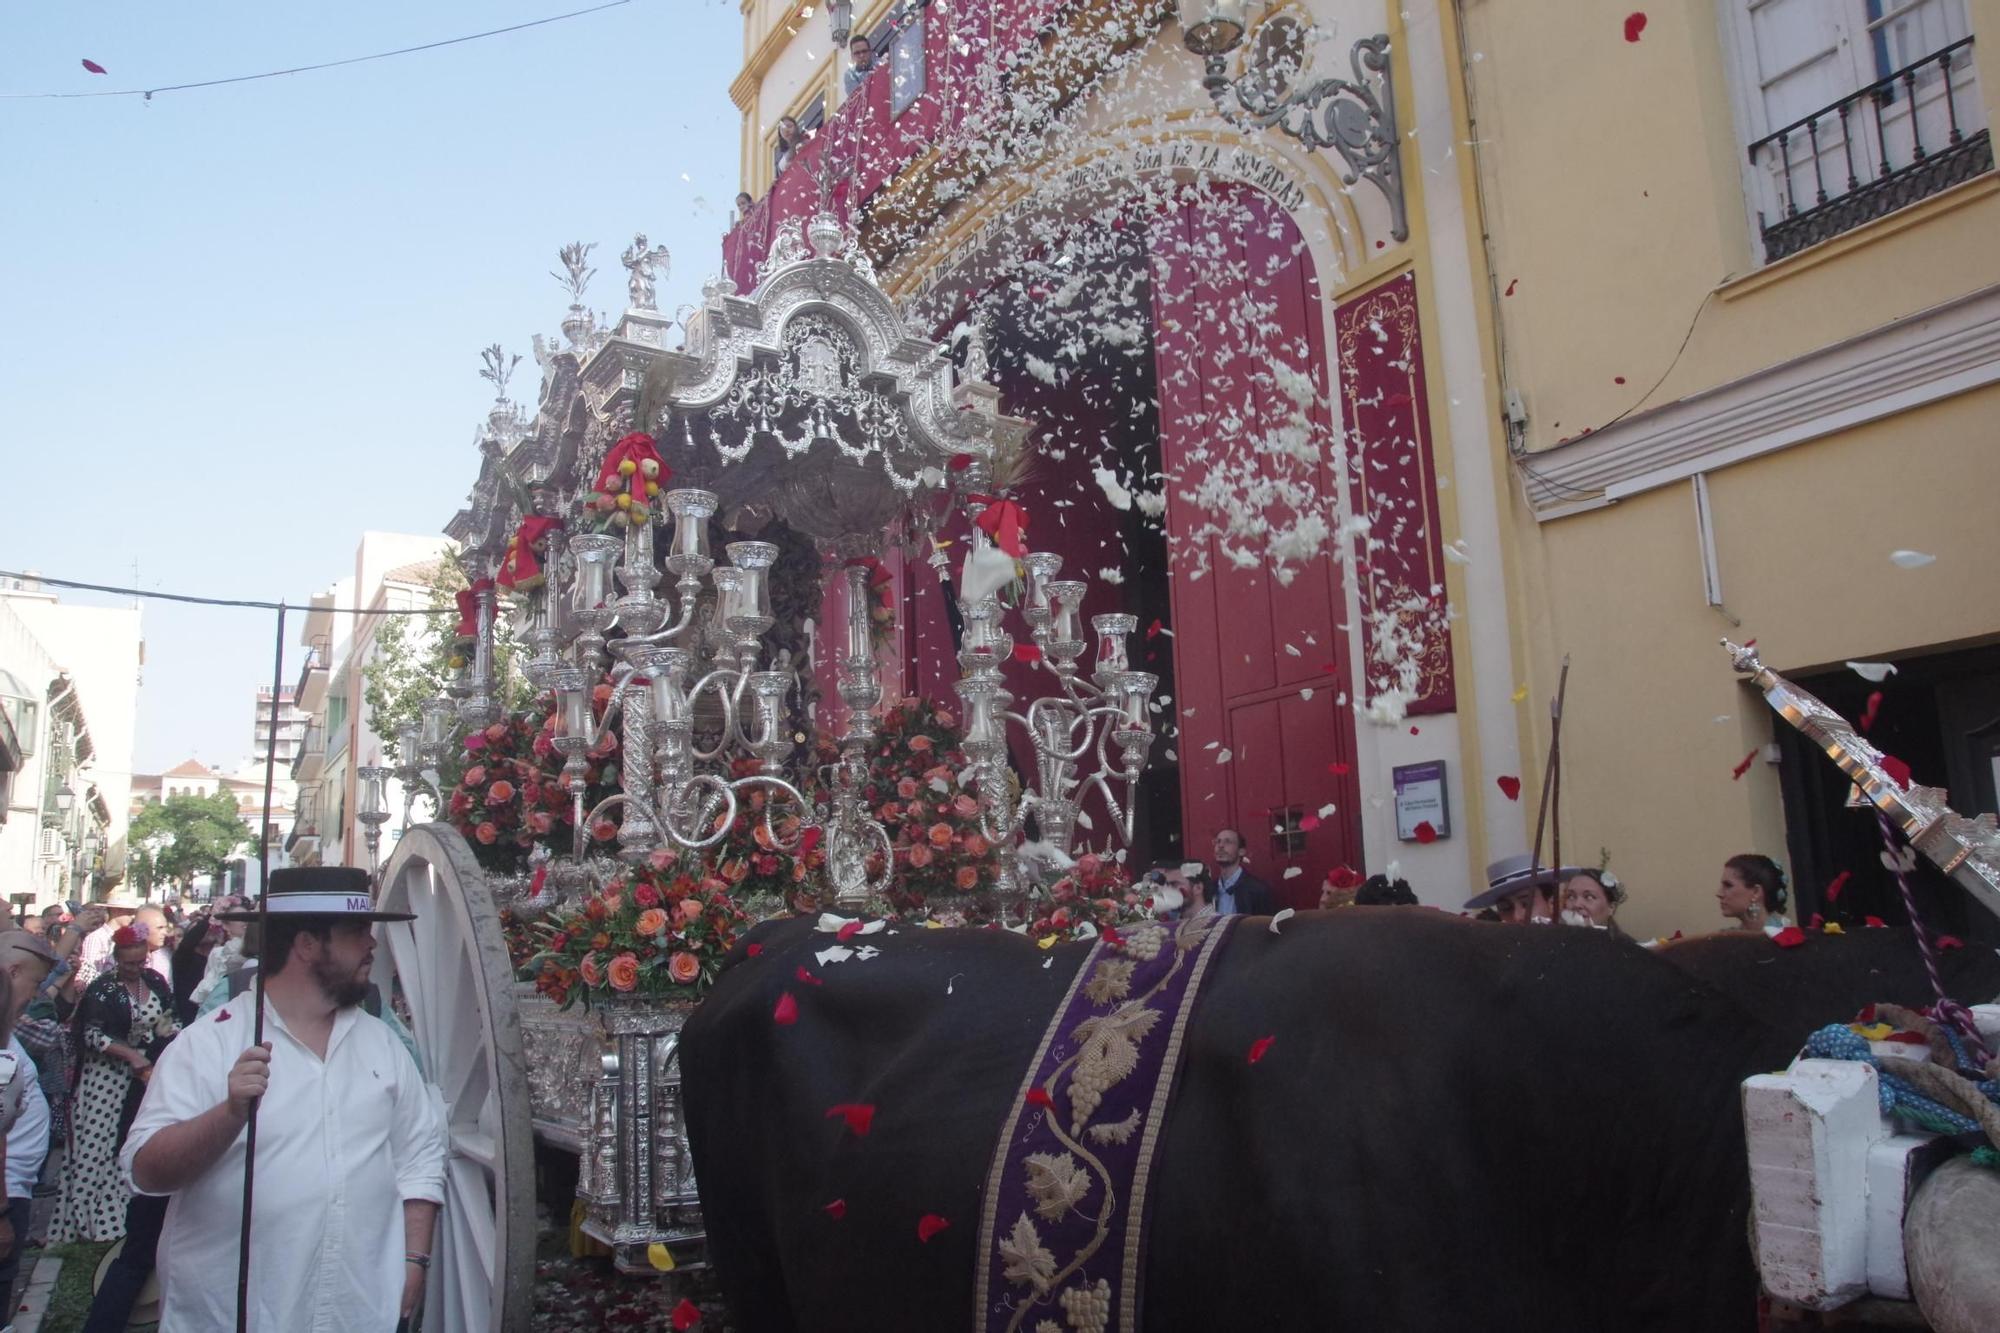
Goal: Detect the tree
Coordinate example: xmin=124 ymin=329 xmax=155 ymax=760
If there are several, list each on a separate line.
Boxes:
xmin=127 ymin=791 xmax=253 ymax=893
xmin=362 ymin=554 xmax=529 ymax=765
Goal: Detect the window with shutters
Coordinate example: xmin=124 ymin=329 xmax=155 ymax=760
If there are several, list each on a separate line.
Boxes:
xmin=1720 ymin=0 xmax=1989 ymax=261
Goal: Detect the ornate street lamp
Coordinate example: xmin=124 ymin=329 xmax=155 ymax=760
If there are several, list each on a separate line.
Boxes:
xmin=1179 ymin=2 xmax=1407 ymax=240
xmin=829 ymin=0 xmax=854 ymax=47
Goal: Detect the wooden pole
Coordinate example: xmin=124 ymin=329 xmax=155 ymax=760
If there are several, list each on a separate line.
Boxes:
xmin=237 ymin=603 xmax=285 ymax=1332
xmin=1528 ymin=655 xmax=1570 ymax=921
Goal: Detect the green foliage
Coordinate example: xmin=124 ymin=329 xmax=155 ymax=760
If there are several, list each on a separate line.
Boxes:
xmin=362 ymin=554 xmax=530 ymax=764
xmin=128 ymin=791 xmax=252 ymax=891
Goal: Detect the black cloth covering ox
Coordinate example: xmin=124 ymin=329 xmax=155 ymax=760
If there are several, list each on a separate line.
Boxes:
xmin=682 ymin=912 xmax=2000 ymax=1333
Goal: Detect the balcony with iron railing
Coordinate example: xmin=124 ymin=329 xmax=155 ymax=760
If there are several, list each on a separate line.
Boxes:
xmin=723 ymin=0 xmax=1160 ymax=290
xmin=292 ymin=719 xmax=327 ymax=782
xmin=1749 ymin=35 xmax=1990 ymax=263
xmin=295 ymin=636 xmax=331 ymax=708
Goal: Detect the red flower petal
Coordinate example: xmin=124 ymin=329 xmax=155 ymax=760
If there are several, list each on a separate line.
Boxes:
xmin=1327 ymin=762 xmax=1351 ymax=776
xmin=1857 ymin=690 xmax=1884 ymax=733
xmin=1825 ymin=871 xmax=1851 ymax=903
xmin=1864 ymin=915 xmax=1887 ymax=928
xmin=1503 ymin=278 xmax=1518 ymax=296
xmin=773 ymin=992 xmax=798 ymax=1026
xmin=1731 ymin=749 xmax=1757 ymax=781
xmin=1012 ymin=642 xmax=1043 ymax=663
xmin=1299 ymin=814 xmax=1321 ymax=832
xmin=917 ymin=1213 xmax=950 ymax=1243
xmin=796 ymin=965 xmax=823 ymax=986
xmin=1937 ymin=934 xmax=1964 ymax=951
xmin=216 ymin=1009 xmax=231 ymax=1022
xmin=836 ymin=920 xmax=864 ymax=942
xmin=823 ymin=1198 xmax=847 ymax=1220
xmin=827 ymin=1102 xmax=875 ymax=1136
xmin=81 ymin=58 xmax=107 ymax=75
xmin=1409 ymin=726 xmax=1420 ymax=736
xmin=799 ymin=826 xmax=823 ymax=854
xmin=1623 ymin=12 xmax=1647 ymax=43
xmin=1807 ymin=913 xmax=1824 ymax=929
xmin=1771 ymin=926 xmax=1807 ymax=948
xmin=1412 ymin=821 xmax=1438 ymax=845
xmin=1884 ymin=1031 xmax=1929 ymax=1045
xmin=1855 ymin=1004 xmax=1878 ymax=1024
xmin=1328 ymin=864 xmax=1363 ymax=890
xmin=1247 ymin=1035 xmax=1275 ymax=1064
xmin=947 ymin=453 xmax=973 ymax=471
xmin=672 ymin=1298 xmax=703 ymax=1331
xmin=1881 ymin=755 xmax=1912 ymax=789
xmin=1025 ymin=1087 xmax=1054 ymax=1108
xmin=747 ymin=942 xmax=764 ymax=958
xmin=1496 ymin=775 xmax=1522 ymax=801
xmin=1145 ymin=618 xmax=1163 ymax=640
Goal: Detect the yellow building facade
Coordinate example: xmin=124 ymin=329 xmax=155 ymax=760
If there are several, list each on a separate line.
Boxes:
xmin=1461 ymin=0 xmax=2000 ymax=936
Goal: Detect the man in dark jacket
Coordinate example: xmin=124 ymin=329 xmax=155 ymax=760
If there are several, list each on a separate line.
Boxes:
xmin=1210 ymin=828 xmax=1276 ymax=916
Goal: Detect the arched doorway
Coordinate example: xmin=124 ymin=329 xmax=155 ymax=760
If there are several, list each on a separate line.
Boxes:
xmin=892 ymin=176 xmax=1365 ymax=906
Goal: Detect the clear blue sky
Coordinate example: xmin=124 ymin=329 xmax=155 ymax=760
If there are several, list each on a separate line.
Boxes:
xmin=1 ymin=0 xmax=744 ymax=773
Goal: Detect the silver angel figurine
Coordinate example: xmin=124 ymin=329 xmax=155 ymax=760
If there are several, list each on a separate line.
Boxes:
xmin=620 ymin=234 xmax=671 ymax=311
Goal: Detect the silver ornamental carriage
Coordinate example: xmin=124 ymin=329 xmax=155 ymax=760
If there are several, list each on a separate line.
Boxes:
xmin=367 ymin=214 xmax=1167 ymax=1328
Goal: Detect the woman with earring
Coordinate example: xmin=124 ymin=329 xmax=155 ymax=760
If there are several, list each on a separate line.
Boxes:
xmin=1717 ymin=853 xmax=1791 ymax=936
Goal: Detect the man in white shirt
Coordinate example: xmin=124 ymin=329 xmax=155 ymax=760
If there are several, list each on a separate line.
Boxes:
xmin=122 ymin=868 xmax=446 ymax=1331
xmin=76 ymin=892 xmax=141 ymax=987
xmin=0 ymin=931 xmax=56 ymax=1313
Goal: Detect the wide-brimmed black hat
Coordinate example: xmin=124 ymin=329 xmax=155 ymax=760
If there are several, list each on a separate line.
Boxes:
xmin=219 ymin=866 xmax=414 ymax=923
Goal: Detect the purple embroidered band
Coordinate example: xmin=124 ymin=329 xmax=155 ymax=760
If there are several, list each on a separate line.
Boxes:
xmin=973 ymin=914 xmax=1236 ymax=1333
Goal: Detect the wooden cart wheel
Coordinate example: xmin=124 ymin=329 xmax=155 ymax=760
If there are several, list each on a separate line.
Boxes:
xmin=373 ymin=822 xmax=537 ymax=1332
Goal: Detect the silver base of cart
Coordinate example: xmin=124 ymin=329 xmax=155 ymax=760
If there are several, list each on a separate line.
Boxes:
xmin=518 ymin=983 xmax=709 ymax=1276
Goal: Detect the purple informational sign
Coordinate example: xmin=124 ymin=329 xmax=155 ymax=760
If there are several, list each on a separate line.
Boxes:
xmin=1393 ymin=760 xmax=1450 ymax=841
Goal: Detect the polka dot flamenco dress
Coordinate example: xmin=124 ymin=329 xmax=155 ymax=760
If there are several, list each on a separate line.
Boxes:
xmin=51 ymin=982 xmax=177 ymax=1243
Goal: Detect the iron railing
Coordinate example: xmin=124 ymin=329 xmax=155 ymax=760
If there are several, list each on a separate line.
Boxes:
xmin=1749 ymin=36 xmax=1989 ymax=262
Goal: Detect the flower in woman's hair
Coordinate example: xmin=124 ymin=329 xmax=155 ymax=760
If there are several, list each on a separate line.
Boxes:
xmin=667 ymin=952 xmax=701 ymax=985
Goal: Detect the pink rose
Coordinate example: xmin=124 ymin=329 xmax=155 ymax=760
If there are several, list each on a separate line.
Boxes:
xmin=532 ymin=731 xmax=555 ymax=759
xmin=463 ymin=733 xmax=488 ymax=752
xmin=909 ymin=735 xmax=934 ymax=752
xmin=962 ymin=834 xmax=989 ymax=857
xmin=1077 ymin=853 xmax=1102 ymax=877
xmin=907 ymin=844 xmax=933 ymax=868
xmin=527 ymin=811 xmax=554 ymax=834
xmin=928 ymin=822 xmax=954 ymax=848
xmin=935 ymin=709 xmax=955 ymax=727
xmin=675 ymin=897 xmax=702 ymax=927
xmin=475 ymin=821 xmax=499 ymax=845
xmin=485 ymin=780 xmax=515 ymax=805
xmin=463 ymin=765 xmax=488 ymax=786
xmin=646 ymin=847 xmax=678 ymax=872
xmin=897 ymin=777 xmax=919 ymax=800
xmin=667 ymin=952 xmax=701 ymax=985
xmin=953 ymin=794 xmax=979 ymax=819
xmin=484 ymin=723 xmax=508 ymax=743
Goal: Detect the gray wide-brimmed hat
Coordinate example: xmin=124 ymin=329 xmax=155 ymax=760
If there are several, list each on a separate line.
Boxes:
xmin=1463 ymin=853 xmax=1587 ymax=911
xmin=218 ymin=866 xmax=414 ymax=923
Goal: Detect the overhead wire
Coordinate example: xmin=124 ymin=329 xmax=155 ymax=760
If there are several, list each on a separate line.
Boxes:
xmin=0 ymin=569 xmax=456 ymax=616
xmin=0 ymin=0 xmax=632 ymax=102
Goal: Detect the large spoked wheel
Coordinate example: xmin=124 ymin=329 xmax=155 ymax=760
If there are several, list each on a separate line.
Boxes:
xmin=374 ymin=822 xmax=536 ymax=1333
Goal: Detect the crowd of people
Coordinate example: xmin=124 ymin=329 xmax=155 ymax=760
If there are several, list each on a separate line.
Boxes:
xmin=0 ymin=889 xmax=256 ymax=1327
xmin=1138 ymin=830 xmax=1794 ymax=949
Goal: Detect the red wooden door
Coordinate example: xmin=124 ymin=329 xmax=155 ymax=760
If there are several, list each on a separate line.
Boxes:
xmin=1150 ymin=186 xmax=1362 ymax=908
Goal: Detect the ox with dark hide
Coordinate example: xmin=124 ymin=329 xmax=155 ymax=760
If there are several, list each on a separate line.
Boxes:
xmin=682 ymin=912 xmax=1999 ymax=1333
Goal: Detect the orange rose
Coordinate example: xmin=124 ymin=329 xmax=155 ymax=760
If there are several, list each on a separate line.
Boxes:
xmin=667 ymin=951 xmax=701 ymax=985
xmin=590 ymin=932 xmax=611 ymax=952
xmin=928 ymin=822 xmax=954 ymax=848
xmin=909 ymin=735 xmax=934 ymax=752
xmin=962 ymin=834 xmax=989 ymax=857
xmin=753 ymin=822 xmax=777 ymax=851
xmin=579 ymin=953 xmax=603 ymax=987
xmin=956 ymin=865 xmax=979 ymax=891
xmin=720 ymin=858 xmax=749 ymax=884
xmin=675 ymin=897 xmax=702 ymax=927
xmin=607 ymin=953 xmax=640 ymax=992
xmin=635 ymin=908 xmax=669 ymax=937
